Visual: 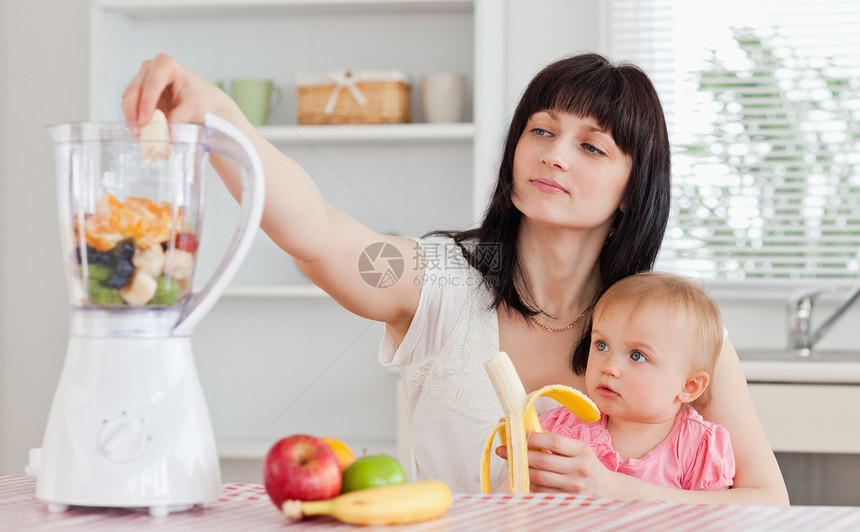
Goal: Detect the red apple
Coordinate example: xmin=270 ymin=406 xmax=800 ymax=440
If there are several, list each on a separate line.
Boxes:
xmin=264 ymin=434 xmax=342 ymax=508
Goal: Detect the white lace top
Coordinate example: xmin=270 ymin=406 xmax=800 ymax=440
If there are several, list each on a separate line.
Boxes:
xmin=378 ymin=236 xmax=508 ymax=493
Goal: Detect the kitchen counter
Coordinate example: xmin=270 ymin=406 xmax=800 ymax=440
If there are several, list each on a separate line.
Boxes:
xmin=739 ymin=350 xmax=860 ymax=384
xmin=3 ymin=476 xmax=860 ymax=531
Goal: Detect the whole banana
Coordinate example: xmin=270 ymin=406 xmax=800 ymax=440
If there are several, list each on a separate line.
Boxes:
xmin=282 ymin=479 xmax=453 ymax=526
xmin=481 ymin=351 xmax=600 ymax=493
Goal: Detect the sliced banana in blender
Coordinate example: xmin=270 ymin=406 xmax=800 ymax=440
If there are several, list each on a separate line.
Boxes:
xmin=140 ymin=109 xmax=172 ymax=164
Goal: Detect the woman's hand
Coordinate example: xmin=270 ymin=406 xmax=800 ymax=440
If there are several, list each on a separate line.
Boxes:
xmin=122 ymin=54 xmax=235 ymax=126
xmin=496 ymin=431 xmax=618 ymax=495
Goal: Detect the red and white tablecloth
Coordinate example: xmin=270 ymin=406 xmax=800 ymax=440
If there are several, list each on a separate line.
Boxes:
xmin=2 ymin=475 xmax=860 ymax=531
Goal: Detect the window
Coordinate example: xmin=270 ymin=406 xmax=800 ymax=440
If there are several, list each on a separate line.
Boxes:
xmin=606 ymin=0 xmax=860 ymax=284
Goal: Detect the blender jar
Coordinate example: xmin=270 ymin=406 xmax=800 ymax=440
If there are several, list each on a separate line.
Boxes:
xmin=50 ymin=122 xmax=206 ymax=313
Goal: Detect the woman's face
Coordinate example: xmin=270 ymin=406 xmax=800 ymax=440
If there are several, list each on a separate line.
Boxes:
xmin=511 ymin=110 xmax=632 ymax=233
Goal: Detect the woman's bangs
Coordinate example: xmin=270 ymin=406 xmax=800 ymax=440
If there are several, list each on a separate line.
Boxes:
xmin=544 ymin=76 xmax=635 ymax=155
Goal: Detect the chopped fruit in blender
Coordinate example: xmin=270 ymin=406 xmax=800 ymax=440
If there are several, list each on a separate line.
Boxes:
xmin=84 ymin=194 xmax=174 ymax=251
xmin=115 ymin=258 xmax=135 ymax=277
xmin=120 ymin=272 xmax=158 ymax=307
xmin=132 ymin=244 xmax=166 ymax=277
xmin=105 ymin=258 xmax=135 ymax=289
xmin=88 ymin=282 xmax=124 ymax=306
xmin=167 ymin=249 xmax=195 ymax=280
xmin=175 ymin=233 xmax=199 ymax=253
xmin=86 ymin=264 xmax=113 ymax=283
xmin=84 ymin=246 xmax=117 ymax=267
xmin=86 ymin=231 xmax=127 ymax=253
xmin=150 ymin=276 xmax=180 ymax=306
xmin=105 ymin=274 xmax=129 ymax=290
xmin=117 ymin=240 xmax=136 ymax=260
xmin=140 ymin=109 xmax=173 ymax=165
xmin=75 ymin=192 xmax=199 ymax=307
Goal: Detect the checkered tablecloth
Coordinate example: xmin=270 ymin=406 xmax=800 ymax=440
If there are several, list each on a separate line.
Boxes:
xmin=2 ymin=475 xmax=860 ymax=531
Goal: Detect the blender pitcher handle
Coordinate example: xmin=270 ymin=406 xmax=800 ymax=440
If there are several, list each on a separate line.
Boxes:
xmin=173 ymin=114 xmax=265 ymax=336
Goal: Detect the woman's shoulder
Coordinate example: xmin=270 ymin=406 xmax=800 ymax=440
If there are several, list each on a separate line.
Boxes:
xmin=415 ymin=235 xmax=485 ymax=284
xmin=379 ymin=235 xmax=491 ymax=368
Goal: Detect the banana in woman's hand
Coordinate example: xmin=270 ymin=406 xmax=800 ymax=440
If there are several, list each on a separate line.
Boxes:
xmin=481 ymin=351 xmax=600 ymax=493
xmin=139 ymin=109 xmax=172 ymax=164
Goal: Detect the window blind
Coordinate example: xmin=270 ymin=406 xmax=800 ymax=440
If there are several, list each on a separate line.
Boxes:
xmin=605 ymin=0 xmax=860 ymax=282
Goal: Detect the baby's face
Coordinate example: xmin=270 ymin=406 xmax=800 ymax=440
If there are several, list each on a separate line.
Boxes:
xmin=585 ymin=301 xmax=700 ymax=423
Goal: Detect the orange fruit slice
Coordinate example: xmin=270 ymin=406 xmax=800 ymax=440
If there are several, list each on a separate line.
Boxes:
xmin=83 ymin=194 xmax=182 ymax=251
xmin=320 ymin=437 xmax=356 ymax=470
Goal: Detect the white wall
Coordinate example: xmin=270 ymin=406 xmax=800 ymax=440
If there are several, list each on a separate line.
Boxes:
xmin=1 ymin=0 xmax=90 ymax=474
xmin=505 ymin=0 xmax=601 ymax=114
xmin=0 ymin=0 xmax=7 ymax=474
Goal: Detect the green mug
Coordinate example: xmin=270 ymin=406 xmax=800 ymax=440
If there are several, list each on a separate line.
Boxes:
xmin=230 ymin=78 xmax=279 ymax=126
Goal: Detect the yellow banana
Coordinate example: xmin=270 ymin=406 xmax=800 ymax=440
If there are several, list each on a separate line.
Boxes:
xmin=481 ymin=351 xmax=600 ymax=493
xmin=282 ymin=479 xmax=453 ymax=526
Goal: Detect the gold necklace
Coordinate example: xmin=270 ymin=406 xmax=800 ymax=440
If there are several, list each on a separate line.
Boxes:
xmin=529 ymin=307 xmax=592 ymax=333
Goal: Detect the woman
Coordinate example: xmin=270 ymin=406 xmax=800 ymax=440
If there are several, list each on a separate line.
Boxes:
xmin=123 ymin=52 xmax=788 ymax=504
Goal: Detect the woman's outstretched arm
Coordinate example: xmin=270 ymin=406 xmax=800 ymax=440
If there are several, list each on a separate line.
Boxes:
xmin=122 ymin=54 xmax=423 ymax=339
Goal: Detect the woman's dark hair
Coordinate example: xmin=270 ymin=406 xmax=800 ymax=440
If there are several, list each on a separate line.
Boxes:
xmin=428 ymin=53 xmax=671 ymax=374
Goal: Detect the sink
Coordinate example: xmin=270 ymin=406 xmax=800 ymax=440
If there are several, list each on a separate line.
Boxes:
xmin=738 ymin=349 xmax=860 ymax=363
xmin=738 ymin=349 xmax=860 ymax=384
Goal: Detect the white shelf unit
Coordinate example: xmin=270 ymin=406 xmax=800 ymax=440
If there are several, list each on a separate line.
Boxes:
xmin=223 ymin=283 xmax=328 ymax=298
xmin=260 ymin=122 xmax=475 ymax=144
xmin=90 ymin=0 xmax=505 ymax=473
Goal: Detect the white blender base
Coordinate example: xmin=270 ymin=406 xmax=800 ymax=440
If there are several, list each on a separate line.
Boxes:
xmin=36 ymin=336 xmax=221 ymax=513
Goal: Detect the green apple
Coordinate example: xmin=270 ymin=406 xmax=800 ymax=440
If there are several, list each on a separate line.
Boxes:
xmin=340 ymin=454 xmax=407 ymax=493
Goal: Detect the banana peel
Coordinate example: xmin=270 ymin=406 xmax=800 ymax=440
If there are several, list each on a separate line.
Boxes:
xmin=481 ymin=351 xmax=600 ymax=493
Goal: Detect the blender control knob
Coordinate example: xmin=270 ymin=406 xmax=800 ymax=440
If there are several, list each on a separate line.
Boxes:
xmin=98 ymin=420 xmax=147 ymax=461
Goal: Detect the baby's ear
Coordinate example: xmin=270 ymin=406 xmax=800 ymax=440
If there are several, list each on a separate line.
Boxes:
xmin=678 ymin=370 xmax=709 ymax=404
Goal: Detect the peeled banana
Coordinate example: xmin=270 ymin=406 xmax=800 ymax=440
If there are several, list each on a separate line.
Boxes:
xmin=481 ymin=351 xmax=600 ymax=493
xmin=139 ymin=109 xmax=172 ymax=165
xmin=282 ymin=479 xmax=453 ymax=526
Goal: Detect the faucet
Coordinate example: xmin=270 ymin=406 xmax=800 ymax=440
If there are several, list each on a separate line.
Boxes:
xmin=787 ymin=282 xmax=860 ymax=355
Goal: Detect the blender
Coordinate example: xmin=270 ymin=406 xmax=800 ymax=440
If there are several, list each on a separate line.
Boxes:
xmin=37 ymin=114 xmax=264 ymax=516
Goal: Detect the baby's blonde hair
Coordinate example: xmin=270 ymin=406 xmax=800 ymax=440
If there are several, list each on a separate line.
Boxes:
xmin=592 ymin=272 xmax=723 ymax=410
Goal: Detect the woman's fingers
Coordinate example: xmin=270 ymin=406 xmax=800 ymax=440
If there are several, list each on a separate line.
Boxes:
xmin=137 ymin=54 xmax=181 ymax=124
xmin=496 ymin=431 xmax=604 ymax=494
xmin=528 ymin=430 xmax=585 ymax=457
xmin=495 ymin=431 xmax=587 ymax=460
xmin=122 ymin=54 xmax=236 ymax=127
xmin=121 ymin=59 xmax=152 ymax=124
xmin=121 ymin=54 xmax=183 ymax=125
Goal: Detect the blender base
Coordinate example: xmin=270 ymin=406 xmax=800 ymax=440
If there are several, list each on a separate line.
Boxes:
xmin=36 ymin=336 xmax=221 ymax=512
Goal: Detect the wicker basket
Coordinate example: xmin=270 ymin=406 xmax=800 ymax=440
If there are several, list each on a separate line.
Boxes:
xmin=296 ymin=70 xmax=411 ymax=125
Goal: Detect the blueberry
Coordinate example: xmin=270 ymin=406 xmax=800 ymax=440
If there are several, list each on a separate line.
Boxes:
xmin=115 ymin=259 xmax=135 ymax=278
xmin=117 ymin=240 xmax=136 ymax=260
xmin=87 ymin=246 xmax=116 ymax=267
xmin=105 ymin=273 xmax=130 ymax=289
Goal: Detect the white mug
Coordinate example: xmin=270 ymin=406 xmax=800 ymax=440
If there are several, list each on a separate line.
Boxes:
xmin=421 ymin=73 xmax=467 ymax=123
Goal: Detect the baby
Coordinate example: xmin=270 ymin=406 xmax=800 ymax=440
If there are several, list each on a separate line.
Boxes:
xmin=540 ymin=272 xmax=735 ymax=491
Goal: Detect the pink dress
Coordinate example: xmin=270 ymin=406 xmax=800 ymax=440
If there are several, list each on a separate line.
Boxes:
xmin=539 ymin=406 xmax=735 ymax=491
